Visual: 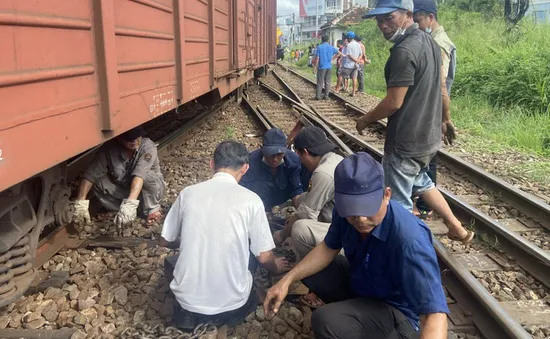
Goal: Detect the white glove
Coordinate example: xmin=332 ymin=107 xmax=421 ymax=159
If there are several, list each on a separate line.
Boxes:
xmin=114 ymin=199 xmax=139 ymax=228
xmin=72 ymin=200 xmax=91 ymax=225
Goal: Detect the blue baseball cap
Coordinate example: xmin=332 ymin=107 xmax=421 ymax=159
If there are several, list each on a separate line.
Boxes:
xmin=413 ymin=0 xmax=437 ymax=14
xmin=346 ymin=31 xmax=356 ymax=39
xmin=334 ymin=152 xmax=385 ymax=217
xmin=362 ymin=0 xmax=414 ymax=19
xmin=262 ymin=128 xmax=288 ymax=156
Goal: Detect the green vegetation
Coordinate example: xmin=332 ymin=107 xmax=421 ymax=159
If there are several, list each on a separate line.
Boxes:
xmin=295 ymin=6 xmax=550 ymax=158
xmin=224 ymin=126 xmax=236 ymax=139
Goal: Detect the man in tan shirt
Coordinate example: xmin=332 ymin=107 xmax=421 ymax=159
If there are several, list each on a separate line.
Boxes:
xmin=273 ymin=127 xmax=343 ymax=260
xmin=413 ymin=0 xmax=457 ymax=217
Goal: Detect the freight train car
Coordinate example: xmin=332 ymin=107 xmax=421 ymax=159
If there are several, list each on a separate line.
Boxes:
xmin=0 ymin=0 xmax=276 ymax=306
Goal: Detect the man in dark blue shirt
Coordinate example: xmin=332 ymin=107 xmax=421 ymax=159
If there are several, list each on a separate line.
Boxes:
xmin=240 ymin=128 xmax=304 ymax=212
xmin=264 ymin=152 xmax=449 ymax=339
xmin=312 ymin=35 xmax=341 ymax=100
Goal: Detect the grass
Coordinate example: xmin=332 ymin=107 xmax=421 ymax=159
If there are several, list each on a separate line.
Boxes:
xmin=284 ymin=7 xmax=550 ymax=187
xmin=224 ymin=126 xmax=236 ymax=139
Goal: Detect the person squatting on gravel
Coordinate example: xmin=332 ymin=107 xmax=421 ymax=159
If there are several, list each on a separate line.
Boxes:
xmin=159 ymin=140 xmax=290 ymax=329
xmin=355 ymin=0 xmax=473 ymax=243
xmin=264 ymin=152 xmax=450 ymax=339
xmin=72 ymin=126 xmax=165 ymax=229
xmin=240 ymin=128 xmax=305 ymax=212
xmin=272 ymin=127 xmax=343 ymax=261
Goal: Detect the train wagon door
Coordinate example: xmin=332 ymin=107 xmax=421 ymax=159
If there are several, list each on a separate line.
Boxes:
xmin=232 ymin=0 xmax=247 ymax=69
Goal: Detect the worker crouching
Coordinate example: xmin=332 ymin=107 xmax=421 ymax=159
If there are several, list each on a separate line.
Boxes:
xmin=265 ymin=152 xmax=450 ymax=338
xmin=240 ymin=128 xmax=305 ymax=212
xmin=160 ymin=141 xmax=289 ymax=329
xmin=72 ymin=127 xmax=165 ymax=229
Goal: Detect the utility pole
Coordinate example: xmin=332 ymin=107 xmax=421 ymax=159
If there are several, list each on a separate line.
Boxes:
xmin=315 ymin=0 xmax=319 ymax=40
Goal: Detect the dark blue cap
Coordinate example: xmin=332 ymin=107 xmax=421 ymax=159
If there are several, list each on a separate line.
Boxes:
xmin=119 ymin=126 xmax=145 ymax=142
xmin=413 ymin=0 xmax=437 ymax=14
xmin=363 ymin=0 xmax=414 ymax=18
xmin=262 ymin=128 xmax=287 ymax=156
xmin=334 ymin=152 xmax=385 ymax=217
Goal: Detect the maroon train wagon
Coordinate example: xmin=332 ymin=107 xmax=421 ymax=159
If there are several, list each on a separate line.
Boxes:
xmin=0 ymin=0 xmax=276 ymax=306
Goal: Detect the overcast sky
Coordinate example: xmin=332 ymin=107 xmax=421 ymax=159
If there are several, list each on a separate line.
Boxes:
xmin=277 ymin=0 xmax=299 ymax=16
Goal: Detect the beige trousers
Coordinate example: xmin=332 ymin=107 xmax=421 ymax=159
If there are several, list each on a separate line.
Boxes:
xmin=291 ymin=219 xmax=331 ymax=260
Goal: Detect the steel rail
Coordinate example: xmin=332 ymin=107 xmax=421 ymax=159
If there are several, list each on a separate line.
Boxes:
xmin=277 ymin=63 xmax=550 ymax=231
xmin=273 ymin=64 xmax=550 ymax=288
xmin=258 ymin=77 xmax=532 ymax=339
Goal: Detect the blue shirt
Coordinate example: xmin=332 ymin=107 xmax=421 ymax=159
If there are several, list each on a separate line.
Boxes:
xmin=315 ymin=43 xmax=339 ymax=70
xmin=324 ymin=200 xmax=450 ymax=330
xmin=240 ymin=150 xmax=304 ymax=211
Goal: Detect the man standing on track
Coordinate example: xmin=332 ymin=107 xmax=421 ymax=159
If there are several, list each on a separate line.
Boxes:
xmin=339 ymin=32 xmax=362 ymax=97
xmin=264 ymin=152 xmax=450 ymax=339
xmin=240 ymin=128 xmax=304 ymax=211
xmin=72 ymin=126 xmax=165 ymax=230
xmin=355 ymin=35 xmax=370 ymax=94
xmin=312 ymin=35 xmax=341 ymax=100
xmin=413 ymin=0 xmax=457 ymax=218
xmin=160 ymin=140 xmax=289 ymax=329
xmin=355 ymin=0 xmax=473 ymax=243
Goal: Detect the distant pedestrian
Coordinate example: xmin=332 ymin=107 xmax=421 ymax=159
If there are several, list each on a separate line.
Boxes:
xmin=340 ymin=32 xmax=362 ymax=96
xmin=355 ymin=35 xmax=370 ymax=93
xmin=413 ymin=0 xmax=458 ymax=218
xmin=356 ymin=0 xmax=474 ymax=243
xmin=335 ymin=39 xmax=349 ymax=93
xmin=312 ymin=35 xmax=341 ymax=100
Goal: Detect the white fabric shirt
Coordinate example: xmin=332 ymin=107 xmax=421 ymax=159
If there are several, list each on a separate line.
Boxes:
xmin=343 ymin=40 xmax=362 ymax=69
xmin=161 ymin=172 xmax=275 ymax=315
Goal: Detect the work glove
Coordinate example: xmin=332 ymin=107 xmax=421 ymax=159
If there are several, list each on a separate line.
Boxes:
xmin=442 ymin=120 xmax=457 ymax=146
xmin=114 ymin=199 xmax=139 ymax=229
xmin=72 ymin=200 xmax=91 ymax=225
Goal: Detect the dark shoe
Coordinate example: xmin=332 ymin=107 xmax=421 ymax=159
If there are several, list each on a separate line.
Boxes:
xmin=175 ymin=309 xmax=197 ymax=330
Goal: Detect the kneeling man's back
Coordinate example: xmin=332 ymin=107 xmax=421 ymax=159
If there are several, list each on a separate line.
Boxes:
xmin=161 ymin=141 xmax=275 ymax=315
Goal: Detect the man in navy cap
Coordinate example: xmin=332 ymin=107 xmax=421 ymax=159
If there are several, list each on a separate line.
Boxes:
xmin=240 ymin=128 xmax=305 ymax=212
xmin=72 ymin=126 xmax=166 ymax=230
xmin=264 ymin=152 xmax=450 ymax=339
xmin=355 ymin=0 xmax=473 ymax=242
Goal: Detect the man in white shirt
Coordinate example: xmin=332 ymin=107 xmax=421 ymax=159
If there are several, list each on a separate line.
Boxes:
xmin=160 ymin=140 xmax=289 ymax=329
xmin=340 ymin=31 xmax=363 ymax=96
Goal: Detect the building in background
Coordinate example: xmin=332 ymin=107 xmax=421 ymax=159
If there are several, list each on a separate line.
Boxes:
xmin=528 ymin=0 xmax=550 ymax=22
xmin=320 ymin=6 xmax=370 ymax=46
xmin=298 ymin=0 xmax=369 ymax=40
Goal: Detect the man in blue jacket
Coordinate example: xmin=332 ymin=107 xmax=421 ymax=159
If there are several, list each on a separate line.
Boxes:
xmin=240 ymin=128 xmax=304 ymax=211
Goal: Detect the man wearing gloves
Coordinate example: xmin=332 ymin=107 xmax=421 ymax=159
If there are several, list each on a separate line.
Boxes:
xmin=72 ymin=126 xmax=165 ymax=229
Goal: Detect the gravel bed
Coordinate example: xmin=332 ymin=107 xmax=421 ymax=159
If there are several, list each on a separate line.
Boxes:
xmin=0 ymin=102 xmax=314 ymax=338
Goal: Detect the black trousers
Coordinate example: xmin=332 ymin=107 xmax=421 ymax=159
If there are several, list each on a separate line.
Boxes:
xmin=169 ymin=253 xmax=259 ymax=329
xmin=416 ymin=154 xmax=437 ymax=212
xmin=302 ymin=256 xmax=418 ymax=339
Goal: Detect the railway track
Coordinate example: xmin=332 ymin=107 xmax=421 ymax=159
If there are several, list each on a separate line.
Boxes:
xmin=243 ymin=71 xmax=550 ymax=339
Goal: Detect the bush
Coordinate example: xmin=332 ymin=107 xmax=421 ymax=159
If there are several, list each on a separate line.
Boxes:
xmin=352 ymin=7 xmax=550 ymax=114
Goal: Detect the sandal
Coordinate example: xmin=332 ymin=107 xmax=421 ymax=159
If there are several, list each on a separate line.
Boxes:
xmin=447 ymin=229 xmax=475 ymax=243
xmin=295 ymin=293 xmax=325 ymax=309
xmin=146 ymin=211 xmax=163 ymax=225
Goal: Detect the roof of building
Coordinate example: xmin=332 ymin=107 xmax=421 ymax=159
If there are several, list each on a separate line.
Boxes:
xmin=320 ymin=6 xmax=370 ymax=30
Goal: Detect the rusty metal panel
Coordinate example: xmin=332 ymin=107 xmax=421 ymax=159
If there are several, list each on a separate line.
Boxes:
xmin=214 ymin=0 xmax=231 ymax=75
xmin=0 ymin=0 xmax=272 ymax=192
